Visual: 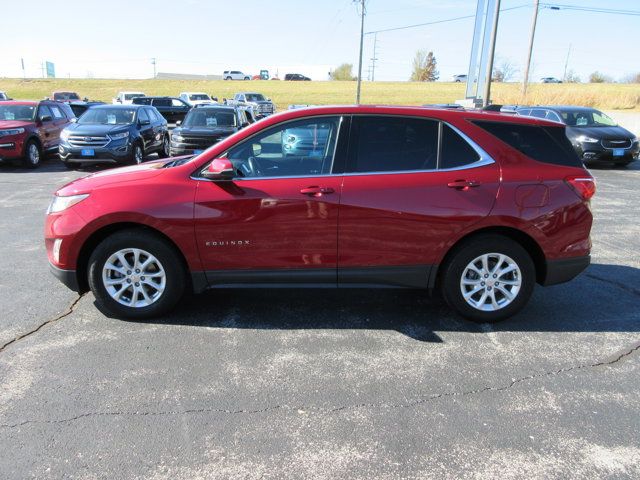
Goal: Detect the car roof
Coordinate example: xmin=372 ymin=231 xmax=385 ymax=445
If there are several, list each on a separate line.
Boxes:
xmin=91 ymin=104 xmax=146 ymax=109
xmin=519 ymin=105 xmax=599 ymax=113
xmin=254 ymin=105 xmax=560 ymax=127
xmin=193 ymin=105 xmax=234 ymax=110
xmin=136 ymin=96 xmax=178 ymax=100
xmin=0 ymin=100 xmax=37 ymax=106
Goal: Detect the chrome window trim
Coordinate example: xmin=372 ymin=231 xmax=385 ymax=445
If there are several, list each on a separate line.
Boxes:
xmin=193 ymin=114 xmax=496 ymax=182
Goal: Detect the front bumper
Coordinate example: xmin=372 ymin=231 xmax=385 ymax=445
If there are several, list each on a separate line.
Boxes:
xmin=59 ymin=141 xmax=133 ymax=164
xmin=542 ymin=255 xmax=590 ymax=286
xmin=0 ymin=137 xmax=25 ymax=160
xmin=49 ymin=263 xmax=81 ymax=292
xmin=577 ymin=143 xmax=639 ymax=164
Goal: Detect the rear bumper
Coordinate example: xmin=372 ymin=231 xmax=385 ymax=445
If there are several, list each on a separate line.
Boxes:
xmin=542 ymin=255 xmax=590 ymax=286
xmin=49 ymin=263 xmax=81 ymax=292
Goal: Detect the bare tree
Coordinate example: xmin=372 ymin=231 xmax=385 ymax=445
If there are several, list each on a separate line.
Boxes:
xmin=589 ymin=71 xmax=612 ymax=83
xmin=564 ymin=69 xmax=581 ymax=83
xmin=492 ymin=58 xmax=517 ymax=82
xmin=410 ymin=50 xmax=439 ymax=82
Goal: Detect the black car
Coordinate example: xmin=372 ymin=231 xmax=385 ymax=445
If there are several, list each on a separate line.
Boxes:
xmin=516 ymin=106 xmax=639 ymax=166
xmin=58 ymin=104 xmax=169 ymax=168
xmin=170 ymin=106 xmax=250 ymax=156
xmin=68 ymin=101 xmax=106 ymax=118
xmin=284 ymin=73 xmax=311 ymax=81
xmin=132 ymin=96 xmax=191 ymax=124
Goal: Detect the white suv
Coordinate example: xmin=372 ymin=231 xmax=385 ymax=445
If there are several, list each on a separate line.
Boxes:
xmin=223 ymin=70 xmax=251 ymax=81
xmin=179 ymin=92 xmax=217 ymax=106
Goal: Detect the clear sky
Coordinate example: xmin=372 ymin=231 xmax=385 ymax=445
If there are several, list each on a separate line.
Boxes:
xmin=1 ymin=0 xmax=638 ymax=82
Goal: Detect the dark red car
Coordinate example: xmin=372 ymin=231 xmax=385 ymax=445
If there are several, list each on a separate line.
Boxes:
xmin=0 ymin=100 xmax=74 ymax=168
xmin=45 ymin=105 xmax=595 ymax=322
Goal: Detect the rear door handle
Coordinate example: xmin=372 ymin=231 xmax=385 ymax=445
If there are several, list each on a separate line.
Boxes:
xmin=300 ymin=186 xmax=335 ymax=197
xmin=447 ymin=180 xmax=480 ymax=190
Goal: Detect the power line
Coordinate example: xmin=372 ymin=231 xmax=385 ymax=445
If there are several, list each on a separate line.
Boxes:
xmin=364 ymin=4 xmax=530 ymax=35
xmin=541 ymin=3 xmax=640 ymax=16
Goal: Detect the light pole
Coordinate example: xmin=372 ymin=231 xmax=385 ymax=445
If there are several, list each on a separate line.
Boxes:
xmin=151 ymin=58 xmax=157 ymax=79
xmin=522 ymin=0 xmax=539 ymax=95
xmin=355 ymin=0 xmax=366 ymax=104
xmin=482 ymin=0 xmax=501 ymax=107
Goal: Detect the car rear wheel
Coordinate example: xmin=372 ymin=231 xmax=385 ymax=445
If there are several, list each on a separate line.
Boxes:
xmin=88 ymin=229 xmax=186 ymax=319
xmin=441 ymin=234 xmax=535 ymax=323
xmin=22 ymin=140 xmax=41 ymax=169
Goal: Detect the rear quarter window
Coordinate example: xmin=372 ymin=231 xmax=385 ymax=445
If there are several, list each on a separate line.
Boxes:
xmin=472 ymin=120 xmax=582 ymax=167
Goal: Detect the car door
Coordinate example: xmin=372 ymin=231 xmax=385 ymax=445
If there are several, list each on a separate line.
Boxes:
xmin=146 ymin=107 xmax=165 ymax=150
xmin=337 ymin=115 xmax=500 ymax=288
xmin=171 ymin=98 xmax=190 ymax=123
xmin=136 ymin=108 xmax=155 ymax=151
xmin=48 ymin=104 xmax=68 ymax=147
xmin=193 ymin=115 xmax=348 ymax=286
xmin=36 ymin=105 xmax=57 ymax=150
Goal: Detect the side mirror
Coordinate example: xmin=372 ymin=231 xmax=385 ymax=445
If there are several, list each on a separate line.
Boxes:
xmin=139 ymin=119 xmax=151 ymax=126
xmin=212 ymin=97 xmax=218 ymax=102
xmin=41 ymin=115 xmax=52 ymax=122
xmin=202 ymin=158 xmax=234 ymax=180
xmin=267 ymin=98 xmax=271 ymax=101
xmin=175 ymin=120 xmax=182 ymax=126
xmin=70 ymin=117 xmax=77 ymax=123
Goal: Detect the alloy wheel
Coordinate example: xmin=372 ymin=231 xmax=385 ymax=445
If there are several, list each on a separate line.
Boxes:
xmin=460 ymin=253 xmax=522 ymax=312
xmin=102 ymin=248 xmax=166 ymax=308
xmin=28 ymin=143 xmax=40 ymax=165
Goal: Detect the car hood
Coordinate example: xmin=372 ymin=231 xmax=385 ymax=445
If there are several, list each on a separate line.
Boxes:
xmin=0 ymin=120 xmax=33 ymax=129
xmin=56 ymin=160 xmax=168 ymax=196
xmin=63 ymin=123 xmax=131 ymax=136
xmin=176 ymin=126 xmax=237 ymax=136
xmin=566 ymin=125 xmax=635 ymax=140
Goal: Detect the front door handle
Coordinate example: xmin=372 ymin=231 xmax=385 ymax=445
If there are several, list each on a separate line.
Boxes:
xmin=447 ymin=180 xmax=480 ymax=190
xmin=300 ymin=186 xmax=335 ymax=197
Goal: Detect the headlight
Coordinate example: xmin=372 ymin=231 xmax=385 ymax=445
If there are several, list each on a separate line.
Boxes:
xmin=60 ymin=129 xmax=70 ymax=141
xmin=172 ymin=134 xmax=184 ymax=142
xmin=46 ymin=194 xmax=89 ymax=214
xmin=0 ymin=128 xmax=25 ymax=137
xmin=577 ymin=135 xmax=598 ymax=143
xmin=109 ymin=131 xmax=129 ymax=140
xmin=632 ymin=136 xmax=638 ymax=144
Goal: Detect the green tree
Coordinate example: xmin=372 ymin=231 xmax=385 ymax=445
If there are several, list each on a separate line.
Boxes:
xmin=410 ymin=50 xmax=439 ymax=82
xmin=332 ymin=63 xmax=356 ymax=81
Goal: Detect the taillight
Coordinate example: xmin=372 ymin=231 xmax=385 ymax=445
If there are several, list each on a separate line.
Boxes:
xmin=565 ymin=175 xmax=596 ymax=200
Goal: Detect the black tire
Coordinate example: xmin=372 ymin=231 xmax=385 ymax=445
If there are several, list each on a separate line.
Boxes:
xmin=88 ymin=229 xmax=186 ymax=319
xmin=22 ymin=139 xmax=41 ymax=169
xmin=441 ymin=234 xmax=535 ymax=323
xmin=244 ymin=77 xmax=250 ymax=80
xmin=130 ymin=142 xmax=144 ymax=164
xmin=224 ymin=76 xmax=231 ymax=81
xmin=157 ymin=135 xmax=170 ymax=158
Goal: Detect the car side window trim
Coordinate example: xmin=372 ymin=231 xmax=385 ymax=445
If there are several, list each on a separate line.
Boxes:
xmin=192 ymin=115 xmax=347 ymax=181
xmin=343 ymin=114 xmax=494 ymax=176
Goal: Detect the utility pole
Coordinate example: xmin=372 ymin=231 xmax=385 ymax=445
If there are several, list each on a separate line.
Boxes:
xmin=41 ymin=61 xmax=45 ymax=79
xmin=522 ymin=0 xmax=540 ymax=95
xmin=20 ymin=58 xmax=25 ymax=79
xmin=355 ymin=0 xmax=366 ymax=104
xmin=370 ymin=32 xmax=378 ymax=82
xmin=482 ymin=0 xmax=501 ymax=107
xmin=151 ymin=57 xmax=157 ymax=79
xmin=563 ymin=43 xmax=572 ymax=81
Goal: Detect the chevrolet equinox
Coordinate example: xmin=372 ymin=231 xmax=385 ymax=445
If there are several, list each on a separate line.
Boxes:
xmin=46 ymin=106 xmax=595 ymax=322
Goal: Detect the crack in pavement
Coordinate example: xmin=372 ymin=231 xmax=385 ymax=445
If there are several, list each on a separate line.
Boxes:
xmin=2 ymin=339 xmax=638 ymax=429
xmin=0 ymin=294 xmax=84 ymax=355
xmin=585 ymin=273 xmax=640 ymax=297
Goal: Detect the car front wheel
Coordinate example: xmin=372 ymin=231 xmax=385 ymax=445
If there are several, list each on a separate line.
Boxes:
xmin=88 ymin=229 xmax=186 ymax=319
xmin=131 ymin=142 xmax=144 ymax=164
xmin=441 ymin=235 xmax=535 ymax=323
xmin=158 ymin=135 xmax=170 ymax=158
xmin=23 ymin=140 xmax=41 ymax=169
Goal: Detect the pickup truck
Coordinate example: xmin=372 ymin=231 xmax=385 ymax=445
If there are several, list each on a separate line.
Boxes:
xmin=52 ymin=91 xmax=82 ymax=103
xmin=112 ymin=91 xmax=145 ymax=105
xmin=179 ymin=92 xmax=217 ymax=106
xmin=132 ymin=96 xmax=191 ymax=124
xmin=225 ymin=92 xmax=275 ymax=118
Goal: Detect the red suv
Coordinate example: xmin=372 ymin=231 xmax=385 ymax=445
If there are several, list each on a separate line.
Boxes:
xmin=0 ymin=100 xmax=74 ymax=168
xmin=45 ymin=106 xmax=595 ymax=322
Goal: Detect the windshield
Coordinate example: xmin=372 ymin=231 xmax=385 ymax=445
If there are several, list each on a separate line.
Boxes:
xmin=245 ymin=94 xmax=265 ymax=102
xmin=124 ymin=93 xmax=144 ymax=100
xmin=183 ymin=109 xmax=236 ymax=128
xmin=0 ymin=104 xmax=36 ymax=121
xmin=78 ymin=108 xmax=136 ymax=125
xmin=561 ymin=109 xmax=617 ymax=127
xmin=189 ymin=94 xmax=211 ymax=101
xmin=54 ymin=92 xmax=80 ymax=100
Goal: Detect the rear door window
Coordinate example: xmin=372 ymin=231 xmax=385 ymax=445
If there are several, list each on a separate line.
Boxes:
xmin=50 ymin=106 xmax=64 ymax=119
xmin=472 ymin=120 xmax=582 ymax=167
xmin=348 ymin=116 xmax=439 ymax=173
xmin=138 ymin=108 xmax=149 ymax=123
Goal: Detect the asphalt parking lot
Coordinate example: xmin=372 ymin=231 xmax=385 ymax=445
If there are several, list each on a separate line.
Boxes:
xmin=0 ymin=158 xmax=639 ymax=479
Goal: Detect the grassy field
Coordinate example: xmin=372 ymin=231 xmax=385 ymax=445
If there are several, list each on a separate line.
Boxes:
xmin=1 ymin=78 xmax=638 ymax=111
